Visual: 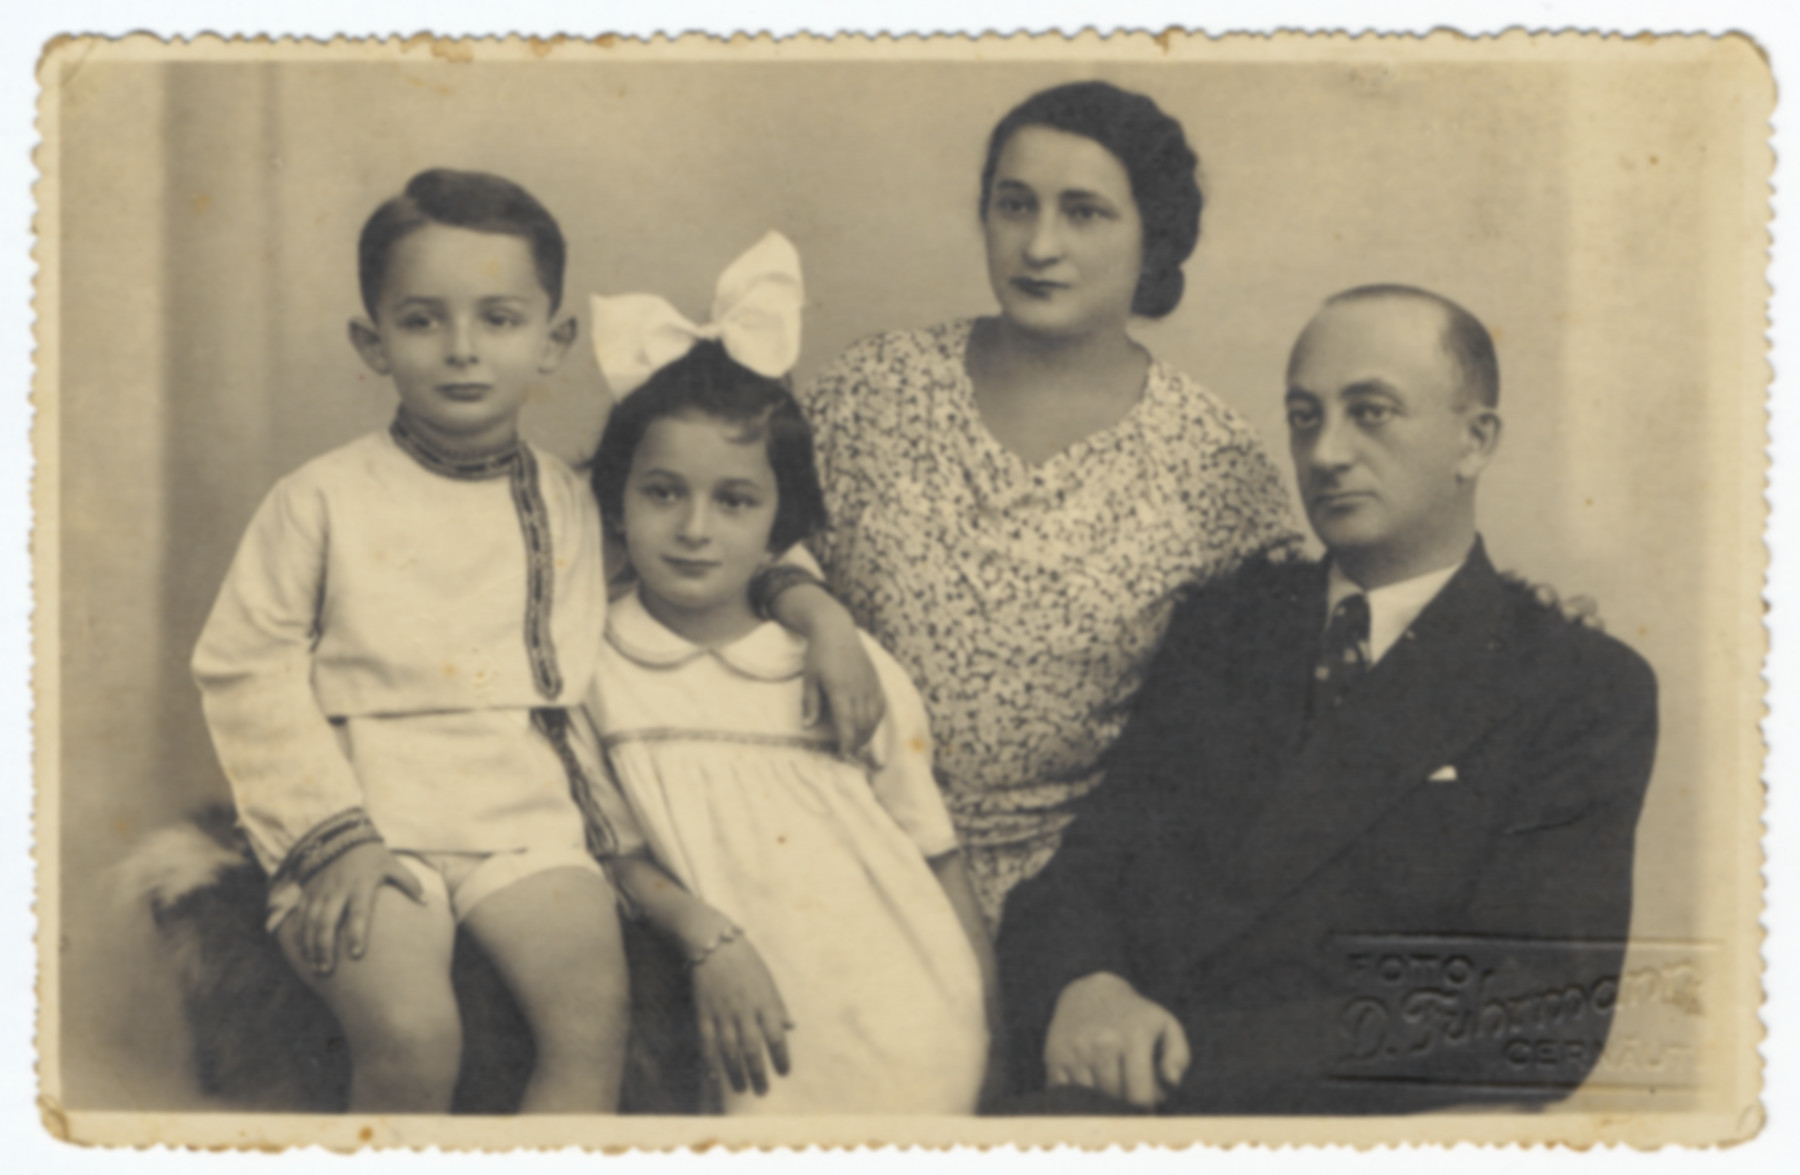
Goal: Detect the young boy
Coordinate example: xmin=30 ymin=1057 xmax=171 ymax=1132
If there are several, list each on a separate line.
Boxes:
xmin=194 ymin=169 xmax=886 ymax=1115
xmin=192 ymin=169 xmax=628 ymax=1113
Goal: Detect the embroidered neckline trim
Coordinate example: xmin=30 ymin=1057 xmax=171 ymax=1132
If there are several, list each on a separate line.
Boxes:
xmin=389 ymin=410 xmax=523 ymax=481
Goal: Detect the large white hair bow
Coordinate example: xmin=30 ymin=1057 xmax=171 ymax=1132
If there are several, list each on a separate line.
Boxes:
xmin=590 ymin=231 xmax=804 ymax=399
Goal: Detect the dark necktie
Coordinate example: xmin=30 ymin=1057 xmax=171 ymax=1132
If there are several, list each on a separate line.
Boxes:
xmin=1313 ymin=593 xmax=1371 ymax=716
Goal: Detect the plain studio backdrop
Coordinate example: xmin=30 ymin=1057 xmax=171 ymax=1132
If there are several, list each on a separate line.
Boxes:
xmin=50 ymin=49 xmax=1761 ymax=1111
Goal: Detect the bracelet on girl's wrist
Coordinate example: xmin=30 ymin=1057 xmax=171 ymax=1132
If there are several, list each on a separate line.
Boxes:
xmin=687 ymin=922 xmax=744 ymax=969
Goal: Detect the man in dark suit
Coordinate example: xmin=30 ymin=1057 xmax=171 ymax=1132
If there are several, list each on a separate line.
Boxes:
xmin=998 ymin=285 xmax=1658 ymax=1115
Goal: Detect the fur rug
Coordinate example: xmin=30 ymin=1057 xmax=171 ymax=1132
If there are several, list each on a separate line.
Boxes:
xmin=116 ymin=806 xmax=702 ymax=1114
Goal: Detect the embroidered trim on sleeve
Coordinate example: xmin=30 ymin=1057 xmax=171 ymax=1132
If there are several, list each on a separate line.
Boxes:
xmin=275 ymin=807 xmax=384 ymax=887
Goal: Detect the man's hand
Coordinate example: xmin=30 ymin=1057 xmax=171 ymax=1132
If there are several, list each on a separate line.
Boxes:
xmin=1044 ymin=972 xmax=1191 ymax=1109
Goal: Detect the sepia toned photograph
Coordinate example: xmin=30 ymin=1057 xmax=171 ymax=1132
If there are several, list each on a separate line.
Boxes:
xmin=31 ymin=29 xmax=1770 ymax=1151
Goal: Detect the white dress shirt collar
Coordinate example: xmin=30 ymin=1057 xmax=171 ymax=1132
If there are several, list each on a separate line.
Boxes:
xmin=1325 ymin=549 xmax=1470 ymax=665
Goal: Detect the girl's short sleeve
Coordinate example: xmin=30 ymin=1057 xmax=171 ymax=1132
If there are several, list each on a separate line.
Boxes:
xmin=860 ymin=632 xmax=961 ymax=859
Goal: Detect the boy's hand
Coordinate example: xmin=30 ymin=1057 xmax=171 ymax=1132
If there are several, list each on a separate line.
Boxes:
xmin=801 ymin=616 xmax=886 ymax=755
xmin=692 ymin=936 xmax=793 ymax=1097
xmin=293 ymin=842 xmax=427 ymax=974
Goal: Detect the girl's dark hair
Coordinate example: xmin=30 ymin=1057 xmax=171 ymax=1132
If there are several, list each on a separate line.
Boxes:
xmin=978 ymin=81 xmax=1203 ymax=319
xmin=589 ymin=342 xmax=829 ymax=554
xmin=358 ymin=168 xmax=567 ymax=317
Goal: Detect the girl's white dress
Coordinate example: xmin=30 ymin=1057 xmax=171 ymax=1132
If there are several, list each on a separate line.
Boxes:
xmin=583 ymin=592 xmax=988 ymax=1115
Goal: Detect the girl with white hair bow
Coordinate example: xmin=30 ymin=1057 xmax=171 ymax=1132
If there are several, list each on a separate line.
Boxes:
xmin=578 ymin=232 xmax=998 ymax=1114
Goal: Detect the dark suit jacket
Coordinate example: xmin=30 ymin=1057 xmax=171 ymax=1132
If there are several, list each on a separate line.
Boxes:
xmin=999 ymin=542 xmax=1658 ymax=1114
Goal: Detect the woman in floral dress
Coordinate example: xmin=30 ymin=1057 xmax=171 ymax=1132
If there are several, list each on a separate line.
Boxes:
xmin=799 ymin=81 xmax=1299 ymax=927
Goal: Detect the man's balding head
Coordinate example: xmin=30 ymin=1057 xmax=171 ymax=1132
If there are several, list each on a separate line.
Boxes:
xmin=1290 ymin=284 xmax=1500 ymax=410
xmin=1283 ymin=286 xmax=1504 ymax=589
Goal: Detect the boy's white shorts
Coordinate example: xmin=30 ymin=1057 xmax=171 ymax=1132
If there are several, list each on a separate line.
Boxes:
xmin=265 ymin=845 xmax=604 ymax=933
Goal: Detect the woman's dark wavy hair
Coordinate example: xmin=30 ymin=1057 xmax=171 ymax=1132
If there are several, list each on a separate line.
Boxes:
xmin=589 ymin=341 xmax=829 ymax=554
xmin=358 ymin=168 xmax=567 ymax=317
xmin=978 ymin=81 xmax=1203 ymax=319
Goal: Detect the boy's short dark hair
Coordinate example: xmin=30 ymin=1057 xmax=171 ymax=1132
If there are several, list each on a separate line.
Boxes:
xmin=589 ymin=342 xmax=830 ymax=555
xmin=357 ymin=168 xmax=567 ymax=317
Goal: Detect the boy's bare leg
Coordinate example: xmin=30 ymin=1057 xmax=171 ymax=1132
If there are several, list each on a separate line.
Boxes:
xmin=276 ymin=881 xmax=461 ymax=1113
xmin=462 ymin=867 xmax=630 ymax=1113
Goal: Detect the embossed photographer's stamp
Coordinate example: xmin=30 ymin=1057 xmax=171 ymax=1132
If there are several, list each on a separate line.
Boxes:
xmin=32 ymin=30 xmax=1769 ymax=1151
xmin=1328 ymin=936 xmax=1707 ymax=1096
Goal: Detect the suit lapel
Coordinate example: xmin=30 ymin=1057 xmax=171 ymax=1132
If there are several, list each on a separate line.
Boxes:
xmin=1181 ymin=543 xmax=1530 ymax=967
xmin=1214 ymin=561 xmax=1323 ymax=783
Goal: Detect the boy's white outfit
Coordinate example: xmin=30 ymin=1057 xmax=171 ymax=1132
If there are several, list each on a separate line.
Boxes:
xmin=192 ymin=414 xmax=616 ymax=927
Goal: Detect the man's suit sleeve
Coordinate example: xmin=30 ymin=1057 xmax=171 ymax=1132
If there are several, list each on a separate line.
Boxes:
xmin=1464 ymin=635 xmax=1659 ymax=942
xmin=1391 ymin=633 xmax=1659 ymax=1109
xmin=997 ymin=586 xmax=1220 ymax=1091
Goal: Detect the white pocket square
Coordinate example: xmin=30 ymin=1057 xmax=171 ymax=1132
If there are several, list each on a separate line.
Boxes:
xmin=1427 ymin=765 xmax=1459 ymax=783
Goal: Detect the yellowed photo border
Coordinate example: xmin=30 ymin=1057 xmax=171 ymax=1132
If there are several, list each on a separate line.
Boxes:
xmin=33 ymin=29 xmax=1770 ymax=1150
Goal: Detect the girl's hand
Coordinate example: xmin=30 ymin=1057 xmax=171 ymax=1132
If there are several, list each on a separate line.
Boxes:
xmin=293 ymin=842 xmax=427 ymax=975
xmin=801 ymin=615 xmax=886 ymax=755
xmin=692 ymin=935 xmax=793 ymax=1097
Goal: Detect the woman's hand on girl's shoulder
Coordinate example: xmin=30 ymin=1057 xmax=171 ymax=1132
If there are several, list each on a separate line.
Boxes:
xmin=692 ymin=933 xmax=794 ymax=1098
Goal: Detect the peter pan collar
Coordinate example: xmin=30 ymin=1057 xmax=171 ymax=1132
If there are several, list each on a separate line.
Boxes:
xmin=606 ymin=590 xmax=807 ymax=682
